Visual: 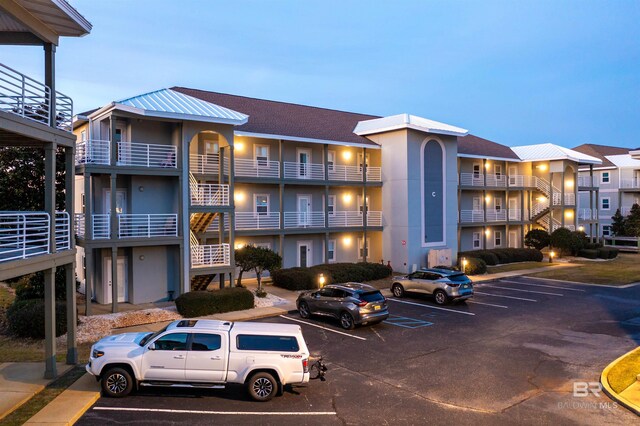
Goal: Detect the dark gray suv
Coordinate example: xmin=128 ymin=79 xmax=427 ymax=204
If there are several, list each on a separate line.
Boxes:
xmin=296 ymin=283 xmax=389 ymax=330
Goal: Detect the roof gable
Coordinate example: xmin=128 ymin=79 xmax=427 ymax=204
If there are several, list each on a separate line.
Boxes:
xmin=458 ymin=134 xmax=520 ymax=160
xmin=353 ymin=113 xmax=468 ymax=137
xmin=512 ymin=143 xmax=601 ymax=164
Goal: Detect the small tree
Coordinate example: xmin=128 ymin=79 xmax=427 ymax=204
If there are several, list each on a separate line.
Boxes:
xmin=524 ymin=229 xmax=550 ymax=250
xmin=550 ymin=228 xmax=585 ymax=256
xmin=234 ymin=246 xmax=282 ymax=294
xmin=235 ymin=247 xmax=256 ymax=288
xmin=611 ymin=209 xmax=626 ymax=236
xmin=624 ymin=203 xmax=640 ymax=237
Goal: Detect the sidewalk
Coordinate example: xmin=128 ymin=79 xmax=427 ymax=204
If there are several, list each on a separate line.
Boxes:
xmin=468 ymin=262 xmax=579 ymax=282
xmin=601 ymin=346 xmax=640 ymax=416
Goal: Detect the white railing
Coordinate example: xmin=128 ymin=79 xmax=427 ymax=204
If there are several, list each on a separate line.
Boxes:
xmin=578 ymin=209 xmax=594 ymax=220
xmin=92 ymin=214 xmax=110 ymax=239
xmin=532 ymin=200 xmax=550 ymax=217
xmin=459 ymin=173 xmax=484 ymax=186
xmin=207 ymin=215 xmax=230 ymax=232
xmin=552 ymin=192 xmax=576 ymax=206
xmin=117 ymin=142 xmax=177 ymax=168
xmin=75 ymin=140 xmax=110 ymax=165
xmin=507 ymin=175 xmax=537 ymax=188
xmin=486 ymin=209 xmax=507 ymax=222
xmin=328 ymin=165 xmax=362 ymax=181
xmin=621 ymin=179 xmax=640 ymax=189
xmin=235 ymin=158 xmax=279 ymax=178
xmin=460 ymin=210 xmax=485 ymax=223
xmin=507 ymin=208 xmax=527 ymax=221
xmin=191 ymin=243 xmax=230 ymax=267
xmin=235 ymin=212 xmax=280 ymax=230
xmin=190 ymin=153 xmax=222 ymax=175
xmin=118 ymin=214 xmax=178 ymax=238
xmin=485 ymin=174 xmax=507 ymax=187
xmin=54 ymin=212 xmax=70 ymax=251
xmin=329 ymin=211 xmax=363 ymax=227
xmin=190 ymin=183 xmax=230 ymax=206
xmin=367 ymin=211 xmax=382 ymax=226
xmin=0 ymin=63 xmax=73 ymax=131
xmin=621 ymin=207 xmax=633 ymax=216
xmin=577 ymin=176 xmax=598 ymax=188
xmin=284 ymin=162 xmax=324 ymax=180
xmin=0 ymin=212 xmax=50 ymax=262
xmin=284 ymin=212 xmax=325 ymax=228
xmin=74 ymin=213 xmax=85 ymax=237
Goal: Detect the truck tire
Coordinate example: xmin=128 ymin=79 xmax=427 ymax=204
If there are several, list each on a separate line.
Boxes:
xmin=247 ymin=372 xmax=278 ymax=402
xmin=101 ymin=367 xmax=133 ymax=398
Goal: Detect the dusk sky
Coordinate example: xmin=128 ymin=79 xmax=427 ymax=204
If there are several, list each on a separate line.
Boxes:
xmin=1 ymin=0 xmax=638 ymax=148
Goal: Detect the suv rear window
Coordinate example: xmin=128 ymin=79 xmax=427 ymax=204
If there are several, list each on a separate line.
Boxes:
xmin=358 ymin=291 xmax=385 ymax=302
xmin=447 ymin=273 xmax=469 ymax=282
xmin=236 ymin=335 xmax=300 ymax=352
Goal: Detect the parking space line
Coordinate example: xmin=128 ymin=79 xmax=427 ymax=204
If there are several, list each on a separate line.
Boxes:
xmin=388 ymin=298 xmax=476 ymax=316
xmin=385 ymin=315 xmax=434 ymax=328
xmin=498 ymin=279 xmax=586 ymax=292
xmin=278 ymin=315 xmax=367 ymax=341
xmin=483 ymin=285 xmax=563 ymax=296
xmin=93 ymin=407 xmax=337 ymax=416
xmin=474 ymin=291 xmax=537 ymax=302
xmin=466 ymin=300 xmax=508 ymax=309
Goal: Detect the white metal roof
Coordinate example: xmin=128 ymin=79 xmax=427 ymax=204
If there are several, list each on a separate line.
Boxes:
xmin=94 ymin=88 xmax=249 ymax=125
xmin=605 ymin=154 xmax=640 ymax=168
xmin=354 ymin=113 xmax=468 ymax=137
xmin=511 ymin=143 xmax=601 ymax=165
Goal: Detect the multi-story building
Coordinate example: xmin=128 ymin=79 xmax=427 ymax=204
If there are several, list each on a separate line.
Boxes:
xmin=0 ymin=0 xmax=91 ymax=377
xmin=574 ymin=144 xmax=640 ymax=237
xmin=73 ymin=87 xmax=602 ymax=311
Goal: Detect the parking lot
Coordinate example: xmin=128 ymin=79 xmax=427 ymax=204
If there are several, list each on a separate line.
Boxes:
xmin=78 ymin=277 xmax=640 ymax=425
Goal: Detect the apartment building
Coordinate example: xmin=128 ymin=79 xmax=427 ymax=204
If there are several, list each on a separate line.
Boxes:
xmin=0 ymin=0 xmax=91 ymax=377
xmin=574 ymin=144 xmax=640 ymax=237
xmin=73 ymin=87 xmax=601 ymax=311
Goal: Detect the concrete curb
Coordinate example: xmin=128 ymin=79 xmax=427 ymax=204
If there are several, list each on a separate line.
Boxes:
xmin=600 ymin=346 xmax=640 ymax=417
xmin=515 ymin=275 xmax=640 ymax=288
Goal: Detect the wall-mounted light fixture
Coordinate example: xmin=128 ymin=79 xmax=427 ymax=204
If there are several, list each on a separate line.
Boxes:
xmin=342 ymin=151 xmax=352 ymax=160
xmin=139 ymin=255 xmax=145 ymax=261
xmin=343 ymin=193 xmax=352 ymax=204
xmin=234 ymin=192 xmax=245 ymax=202
xmin=342 ymin=236 xmax=352 ymax=246
xmin=138 ymin=186 xmax=144 ymax=192
xmin=536 ymin=164 xmax=548 ymax=172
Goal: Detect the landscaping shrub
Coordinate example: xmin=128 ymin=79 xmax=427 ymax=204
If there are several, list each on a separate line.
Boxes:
xmin=524 ymin=229 xmax=550 ymax=250
xmin=271 ymin=268 xmax=315 ymax=290
xmin=550 ymin=228 xmax=585 ymax=256
xmin=14 ymin=268 xmax=77 ymax=302
xmin=577 ymin=249 xmax=598 ymax=259
xmin=175 ymin=288 xmax=254 ymax=318
xmin=460 ymin=257 xmax=486 ymax=275
xmin=434 ymin=265 xmax=460 ymax=271
xmin=459 ymin=250 xmax=499 ymax=265
xmin=272 ymin=262 xmax=392 ymax=291
xmin=6 ymin=299 xmax=68 ymax=339
xmin=584 ymin=242 xmax=603 ymax=250
xmin=458 ymin=248 xmax=542 ymax=265
xmin=597 ymin=247 xmax=619 ymax=259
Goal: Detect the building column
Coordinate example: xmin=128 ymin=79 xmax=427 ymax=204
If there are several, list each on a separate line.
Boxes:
xmin=362 ymin=148 xmax=368 ymax=263
xmin=65 ymin=262 xmax=77 ymax=364
xmin=561 ymin=169 xmax=566 ymax=228
xmin=110 ymin=116 xmax=117 ymax=166
xmin=45 ymin=144 xmax=57 ymax=253
xmin=549 ymin=172 xmax=554 ymax=232
xmin=111 ymin=246 xmax=118 ymax=313
xmin=44 ymin=267 xmax=56 ymax=379
xmin=85 ymin=248 xmax=93 ymax=316
xmin=178 ymin=242 xmax=185 ymax=296
xmin=44 ymin=43 xmax=56 ymax=127
xmin=278 ymin=140 xmax=285 ymax=260
xmin=228 ymin=144 xmax=236 ymax=285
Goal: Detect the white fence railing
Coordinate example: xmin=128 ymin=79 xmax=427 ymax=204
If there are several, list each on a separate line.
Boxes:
xmin=235 ymin=158 xmax=279 ymax=178
xmin=118 ymin=214 xmax=178 ymax=238
xmin=284 ymin=212 xmax=325 ymax=228
xmin=459 ymin=173 xmax=484 ymax=186
xmin=284 ymin=162 xmax=324 ymax=180
xmin=0 ymin=63 xmax=73 ymax=131
xmin=552 ymin=192 xmax=576 ymax=206
xmin=460 ymin=210 xmax=485 ymax=223
xmin=578 ymin=209 xmax=594 ymax=220
xmin=190 ymin=183 xmax=230 ymax=207
xmin=235 ymin=212 xmax=280 ymax=230
xmin=621 ymin=179 xmax=640 ymax=189
xmin=367 ymin=211 xmax=382 ymax=226
xmin=329 ymin=211 xmax=363 ymax=227
xmin=507 ymin=175 xmax=537 ymax=188
xmin=0 ymin=212 xmax=50 ymax=262
xmin=485 ymin=209 xmax=507 ymax=222
xmin=92 ymin=214 xmax=110 ymax=239
xmin=577 ymin=176 xmax=598 ymax=188
xmin=190 ymin=153 xmax=224 ymax=175
xmin=366 ymin=167 xmax=382 ymax=182
xmin=485 ymin=174 xmax=507 ymax=187
xmin=117 ymin=142 xmax=177 ymax=168
xmin=191 ymin=243 xmax=230 ymax=267
xmin=54 ymin=212 xmax=70 ymax=251
xmin=207 ymin=215 xmax=230 ymax=232
xmin=75 ymin=140 xmax=110 ymax=165
xmin=328 ymin=165 xmax=362 ymax=181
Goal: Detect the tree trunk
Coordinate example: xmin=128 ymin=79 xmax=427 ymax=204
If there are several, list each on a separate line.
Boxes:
xmin=256 ymin=271 xmax=262 ymax=292
xmin=237 ymin=270 xmax=244 ymax=287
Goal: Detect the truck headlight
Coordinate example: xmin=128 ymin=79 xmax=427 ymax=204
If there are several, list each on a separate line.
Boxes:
xmin=92 ymin=349 xmax=104 ymax=358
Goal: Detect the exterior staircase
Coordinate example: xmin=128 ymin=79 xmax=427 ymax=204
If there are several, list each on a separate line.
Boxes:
xmin=190 ymin=212 xmax=218 ymax=233
xmin=532 ymin=176 xmax=562 ymax=231
xmin=190 ymin=274 xmax=215 ymax=291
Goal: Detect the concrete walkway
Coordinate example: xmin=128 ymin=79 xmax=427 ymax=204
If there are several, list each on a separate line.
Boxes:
xmin=468 ymin=262 xmax=579 ymax=282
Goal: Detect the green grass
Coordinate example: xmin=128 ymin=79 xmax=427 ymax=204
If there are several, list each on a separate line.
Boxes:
xmin=529 ymin=254 xmax=640 ymax=285
xmin=0 ymin=284 xmax=15 ymax=308
xmin=608 ymin=349 xmax=640 ymax=393
xmin=486 ymin=261 xmax=558 ymax=274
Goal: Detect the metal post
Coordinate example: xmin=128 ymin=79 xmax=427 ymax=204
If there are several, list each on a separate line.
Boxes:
xmin=65 ymin=262 xmax=77 ymax=365
xmin=44 ymin=267 xmax=56 ymax=379
xmin=362 ymin=147 xmax=368 ymax=263
xmin=229 ymin=144 xmax=236 ymax=286
xmin=44 ymin=43 xmax=56 ymax=127
xmin=561 ymin=169 xmax=565 ymax=228
xmin=110 ymin=174 xmax=117 ymax=238
xmin=111 ymin=246 xmax=118 ymax=313
xmin=45 ymin=144 xmax=57 ymax=253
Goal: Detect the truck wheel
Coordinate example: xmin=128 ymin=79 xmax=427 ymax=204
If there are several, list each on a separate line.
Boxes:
xmin=247 ymin=372 xmax=278 ymax=401
xmin=101 ymin=367 xmax=133 ymax=398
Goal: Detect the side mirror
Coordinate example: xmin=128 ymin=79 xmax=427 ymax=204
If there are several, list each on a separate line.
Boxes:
xmin=148 ymin=343 xmax=156 ymax=351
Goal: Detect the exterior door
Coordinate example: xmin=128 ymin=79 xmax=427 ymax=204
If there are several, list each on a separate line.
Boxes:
xmin=473 ymin=197 xmax=482 ymax=212
xmin=297 ymin=195 xmax=311 ymax=226
xmin=298 ymin=241 xmax=312 ymax=267
xmin=509 ymin=231 xmax=518 ymax=248
xmin=297 ymin=149 xmax=311 ymax=178
xmin=141 ymin=332 xmax=188 ymax=380
xmin=508 ymin=198 xmax=518 ymax=220
xmin=114 ymin=126 xmax=129 ymax=164
xmin=104 ymin=190 xmax=127 ymax=214
xmin=185 ymin=333 xmax=227 ymax=382
xmin=104 ymin=256 xmax=127 ymax=303
xmin=508 ymin=166 xmax=517 ymax=186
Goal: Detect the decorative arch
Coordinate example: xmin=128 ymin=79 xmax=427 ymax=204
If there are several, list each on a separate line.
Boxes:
xmin=420 ymin=137 xmax=446 ymax=247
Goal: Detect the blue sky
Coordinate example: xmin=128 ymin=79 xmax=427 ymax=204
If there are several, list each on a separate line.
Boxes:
xmin=2 ymin=0 xmax=638 ymax=148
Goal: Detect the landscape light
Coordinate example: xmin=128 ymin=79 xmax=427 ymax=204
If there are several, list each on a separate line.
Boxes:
xmin=549 ymin=250 xmax=556 ymax=263
xmin=578 ymin=225 xmax=584 ymax=232
xmin=319 ymin=274 xmax=326 ymax=287
xmin=461 ymin=258 xmax=468 ymax=273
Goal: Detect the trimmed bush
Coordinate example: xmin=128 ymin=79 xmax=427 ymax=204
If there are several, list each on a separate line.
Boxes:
xmin=525 ymin=229 xmax=550 ymax=250
xmin=550 ymin=228 xmax=585 ymax=256
xmin=175 ymin=288 xmax=254 ymax=318
xmin=14 ymin=268 xmax=77 ymax=302
xmin=459 ymin=250 xmax=499 ymax=265
xmin=7 ymin=299 xmax=68 ymax=339
xmin=577 ymin=249 xmax=598 ymax=259
xmin=584 ymin=242 xmax=603 ymax=250
xmin=459 ymin=248 xmax=542 ymax=265
xmin=461 ymin=257 xmax=487 ymax=275
xmin=272 ymin=262 xmax=392 ymax=291
xmin=597 ymin=247 xmax=619 ymax=259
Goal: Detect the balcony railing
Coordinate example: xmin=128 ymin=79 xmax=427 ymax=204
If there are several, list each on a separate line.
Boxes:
xmin=235 ymin=212 xmax=280 ymax=230
xmin=460 ymin=210 xmax=485 ymax=223
xmin=577 ymin=176 xmax=598 ymax=188
xmin=284 ymin=212 xmax=325 ymax=228
xmin=118 ymin=214 xmax=177 ymax=238
xmin=236 ymin=158 xmax=280 ymax=178
xmin=578 ymin=209 xmax=594 ymax=220
xmin=190 ymin=183 xmax=230 ymax=207
xmin=191 ymin=243 xmax=230 ymax=267
xmin=366 ymin=167 xmax=382 ymax=182
xmin=117 ymin=142 xmax=177 ymax=168
xmin=207 ymin=215 xmax=230 ymax=232
xmin=76 ymin=140 xmax=110 ymax=165
xmin=284 ymin=162 xmax=324 ymax=180
xmin=190 ymin=153 xmax=223 ymax=175
xmin=485 ymin=174 xmax=507 ymax=187
xmin=485 ymin=209 xmax=507 ymax=222
xmin=552 ymin=193 xmax=575 ymax=206
xmin=507 ymin=175 xmax=537 ymax=188
xmin=621 ymin=179 xmax=640 ymax=189
xmin=459 ymin=173 xmax=485 ymax=186
xmin=507 ymin=209 xmax=528 ymax=221
xmin=328 ymin=165 xmax=362 ymax=181
xmin=0 ymin=63 xmax=73 ymax=131
xmin=329 ymin=211 xmax=363 ymax=227
xmin=367 ymin=211 xmax=383 ymax=226
xmin=55 ymin=212 xmax=71 ymax=251
xmin=0 ymin=212 xmax=71 ymax=263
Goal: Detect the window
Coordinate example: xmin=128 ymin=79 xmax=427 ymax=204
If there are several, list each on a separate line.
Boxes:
xmin=81 ymin=193 xmax=86 ymax=214
xmin=191 ymin=333 xmax=222 ymax=351
xmin=357 ymin=195 xmax=370 ymax=215
xmin=327 ymin=239 xmax=336 ymax=262
xmin=153 ymin=333 xmax=188 ymax=351
xmin=601 ymin=172 xmax=610 ymax=184
xmin=602 ymin=197 xmax=610 ymax=210
xmin=328 ymin=195 xmax=336 ymax=216
xmin=254 ymin=145 xmax=269 ymax=166
xmin=473 ymin=163 xmax=481 ymax=178
xmin=80 ymin=130 xmax=87 ymax=142
xmin=358 ymin=237 xmax=370 ymax=259
xmin=494 ymin=231 xmax=502 ymax=247
xmin=472 ymin=232 xmax=481 ymax=249
xmin=236 ymin=335 xmax=300 ymax=352
xmin=494 ymin=198 xmax=503 ymax=212
xmin=327 ymin=150 xmax=336 ymax=171
xmin=254 ymin=194 xmax=269 ymax=215
xmin=494 ymin=164 xmax=502 ymax=177
xmin=358 ymin=153 xmax=370 ymax=171
xmin=603 ymin=225 xmax=612 ymax=236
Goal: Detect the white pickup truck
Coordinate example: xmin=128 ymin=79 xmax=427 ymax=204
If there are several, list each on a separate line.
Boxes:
xmin=86 ymin=319 xmax=311 ymax=401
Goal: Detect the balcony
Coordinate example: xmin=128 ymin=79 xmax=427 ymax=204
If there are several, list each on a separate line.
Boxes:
xmin=190 ymin=183 xmax=230 ymax=207
xmin=190 ymin=153 xmax=225 ymax=175
xmin=578 ymin=209 xmax=594 ymax=220
xmin=459 ymin=173 xmax=485 ymax=187
xmin=459 ymin=209 xmax=526 ymax=223
xmin=485 ymin=209 xmax=507 ymax=222
xmin=552 ymin=193 xmax=575 ymax=206
xmin=507 ymin=175 xmax=537 ymax=188
xmin=76 ymin=140 xmax=110 ymax=165
xmin=621 ymin=179 xmax=640 ymax=190
xmin=577 ymin=176 xmax=598 ymax=188
xmin=117 ymin=142 xmax=177 ymax=168
xmin=191 ymin=243 xmax=230 ymax=267
xmin=235 ymin=212 xmax=280 ymax=230
xmin=326 ymin=165 xmax=382 ymax=182
xmin=236 ymin=158 xmax=280 ymax=178
xmin=283 ymin=162 xmax=324 ymax=180
xmin=284 ymin=212 xmax=325 ymax=228
xmin=460 ymin=210 xmax=485 ymax=223
xmin=327 ymin=211 xmax=383 ymax=227
xmin=0 ymin=212 xmax=71 ymax=262
xmin=460 ymin=173 xmax=538 ymax=188
xmin=74 ymin=213 xmax=178 ymax=239
xmin=0 ymin=63 xmax=73 ymax=131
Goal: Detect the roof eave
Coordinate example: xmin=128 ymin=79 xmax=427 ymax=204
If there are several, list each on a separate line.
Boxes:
xmin=235 ymin=131 xmax=380 ymax=149
xmin=88 ymin=103 xmax=248 ymax=126
xmin=457 ymin=153 xmax=521 ymax=162
xmin=354 ymin=123 xmax=468 ymax=137
xmin=51 ymin=0 xmax=92 ymax=36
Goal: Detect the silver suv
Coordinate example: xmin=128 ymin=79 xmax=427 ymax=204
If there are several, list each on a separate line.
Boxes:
xmin=391 ymin=268 xmax=473 ymax=305
xmin=297 ymin=283 xmax=389 ymax=330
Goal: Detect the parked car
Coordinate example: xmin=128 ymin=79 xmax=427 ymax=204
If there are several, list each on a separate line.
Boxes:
xmin=297 ymin=283 xmax=389 ymax=330
xmin=391 ymin=268 xmax=473 ymax=305
xmin=86 ymin=319 xmax=311 ymax=401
